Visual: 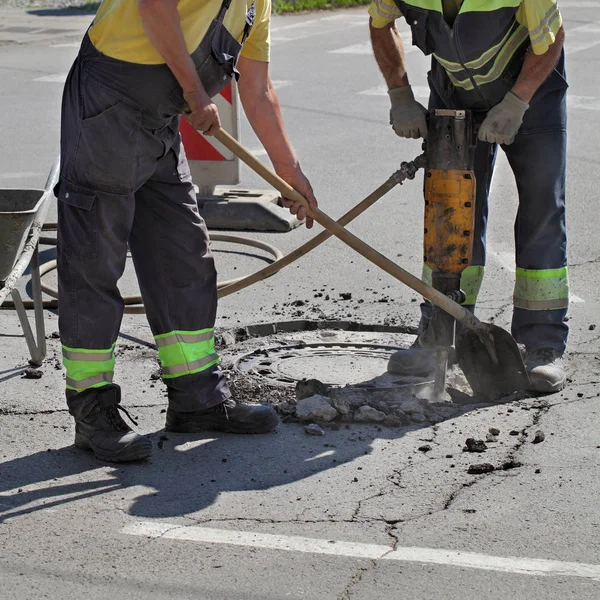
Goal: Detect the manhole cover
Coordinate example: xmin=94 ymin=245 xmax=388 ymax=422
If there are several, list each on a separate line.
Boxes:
xmin=234 ymin=342 xmax=402 ymax=386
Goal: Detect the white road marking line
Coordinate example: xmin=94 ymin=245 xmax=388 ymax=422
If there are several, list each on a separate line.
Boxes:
xmin=489 ymin=251 xmax=584 ymax=304
xmin=569 ymin=95 xmax=600 ymax=111
xmin=330 ymin=41 xmax=373 ymax=55
xmin=0 ymin=171 xmax=42 ymax=181
xmin=271 ymin=80 xmax=292 ymax=90
xmin=358 ymin=84 xmax=430 ymax=99
xmin=248 ymin=147 xmax=268 ymax=157
xmin=271 ymin=14 xmax=365 ymax=33
xmin=330 ymin=42 xmax=417 ymax=55
xmin=33 ymin=73 xmax=67 ymax=83
xmin=122 ymin=521 xmax=600 ymax=581
xmin=566 ymin=40 xmax=600 ymax=55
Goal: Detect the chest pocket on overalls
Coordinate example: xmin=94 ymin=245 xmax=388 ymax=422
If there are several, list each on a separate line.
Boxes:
xmin=406 ymin=11 xmax=432 ymax=56
xmin=170 ymin=0 xmax=255 ymax=110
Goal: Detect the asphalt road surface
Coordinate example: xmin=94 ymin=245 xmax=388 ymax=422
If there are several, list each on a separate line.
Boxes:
xmin=1 ymin=3 xmax=600 ymax=599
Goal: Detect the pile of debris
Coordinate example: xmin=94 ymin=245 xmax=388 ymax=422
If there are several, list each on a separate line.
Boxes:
xmin=276 ymin=378 xmax=463 ymax=434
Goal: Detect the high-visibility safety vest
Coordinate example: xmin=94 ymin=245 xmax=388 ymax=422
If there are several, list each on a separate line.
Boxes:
xmin=393 ymin=0 xmax=530 ymax=110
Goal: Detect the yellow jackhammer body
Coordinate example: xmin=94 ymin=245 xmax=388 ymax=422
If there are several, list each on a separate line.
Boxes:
xmin=421 ymin=109 xmax=477 ymax=399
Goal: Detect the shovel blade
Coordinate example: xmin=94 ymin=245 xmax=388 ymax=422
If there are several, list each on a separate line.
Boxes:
xmin=456 ymin=324 xmax=530 ymax=396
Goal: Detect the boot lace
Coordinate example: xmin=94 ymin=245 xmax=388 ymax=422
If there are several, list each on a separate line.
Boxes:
xmin=104 ymin=404 xmax=138 ymax=432
xmin=527 ymin=348 xmax=560 ymax=366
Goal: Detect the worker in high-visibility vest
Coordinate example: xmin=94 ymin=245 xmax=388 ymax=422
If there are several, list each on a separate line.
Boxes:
xmin=369 ymin=0 xmax=568 ymax=393
xmin=57 ymin=0 xmax=318 ymax=462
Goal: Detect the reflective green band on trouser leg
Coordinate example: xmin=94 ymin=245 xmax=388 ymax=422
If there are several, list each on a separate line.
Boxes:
xmin=513 ymin=267 xmax=569 ymax=310
xmin=422 ymin=264 xmax=484 ymax=305
xmin=62 ymin=345 xmax=115 ymax=392
xmin=155 ymin=329 xmax=220 ymax=379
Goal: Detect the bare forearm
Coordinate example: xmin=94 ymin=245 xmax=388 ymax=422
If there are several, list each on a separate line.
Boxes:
xmin=369 ymin=18 xmax=409 ymax=89
xmin=512 ymin=26 xmax=565 ymax=103
xmin=138 ymin=0 xmax=202 ymax=93
xmin=239 ymin=77 xmax=298 ymax=172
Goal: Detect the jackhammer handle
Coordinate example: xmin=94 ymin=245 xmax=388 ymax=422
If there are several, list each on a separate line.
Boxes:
xmin=214 ymin=128 xmax=481 ymax=331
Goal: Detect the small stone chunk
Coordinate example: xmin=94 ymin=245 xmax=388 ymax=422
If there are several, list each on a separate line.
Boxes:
xmin=305 ymin=424 xmax=325 ymax=436
xmin=354 ymin=405 xmax=386 ymax=423
xmin=489 ymin=427 xmax=500 ymax=436
xmin=295 ymin=395 xmax=338 ymax=422
xmin=465 ymin=438 xmax=488 ymax=453
xmin=418 ymin=445 xmax=432 ymax=453
xmin=296 ymin=378 xmax=330 ymax=400
xmin=532 ymin=430 xmax=546 ymax=444
xmin=501 ymin=460 xmax=522 ymax=470
xmin=22 ymin=368 xmax=43 ymax=380
xmin=468 ymin=463 xmax=495 ymax=475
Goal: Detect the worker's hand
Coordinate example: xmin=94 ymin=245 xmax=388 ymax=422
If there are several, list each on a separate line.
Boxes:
xmin=388 ymin=85 xmax=428 ymax=139
xmin=183 ymin=88 xmax=221 ymax=136
xmin=277 ymin=166 xmax=318 ymax=229
xmin=478 ymin=91 xmax=529 ymax=145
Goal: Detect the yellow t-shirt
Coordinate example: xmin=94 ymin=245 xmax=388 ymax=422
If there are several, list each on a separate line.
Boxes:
xmin=368 ymin=0 xmax=562 ymax=55
xmin=89 ymin=0 xmax=271 ymax=65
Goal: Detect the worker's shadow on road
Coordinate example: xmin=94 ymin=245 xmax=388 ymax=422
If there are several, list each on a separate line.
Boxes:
xmin=0 ymin=412 xmax=441 ymax=524
xmin=0 ymin=376 xmax=513 ymax=523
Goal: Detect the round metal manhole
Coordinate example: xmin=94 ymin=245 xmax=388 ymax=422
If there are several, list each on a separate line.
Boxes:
xmin=234 ymin=342 xmax=402 ymax=386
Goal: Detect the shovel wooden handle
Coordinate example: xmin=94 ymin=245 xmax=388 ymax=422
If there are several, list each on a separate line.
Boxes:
xmin=214 ymin=128 xmax=482 ymax=331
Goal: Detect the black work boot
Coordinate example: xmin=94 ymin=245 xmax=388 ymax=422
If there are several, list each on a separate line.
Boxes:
xmin=67 ymin=386 xmax=152 ymax=462
xmin=166 ymin=398 xmax=279 ymax=434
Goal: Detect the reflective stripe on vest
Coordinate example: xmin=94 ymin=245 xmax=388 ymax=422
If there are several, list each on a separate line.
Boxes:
xmin=395 ymin=0 xmax=531 ymax=106
xmin=422 ymin=264 xmax=484 ymax=306
xmin=62 ymin=345 xmax=115 ymax=392
xmin=155 ymin=328 xmax=220 ymax=379
xmin=442 ymin=25 xmax=529 ymax=91
xmin=513 ymin=267 xmax=569 ymax=311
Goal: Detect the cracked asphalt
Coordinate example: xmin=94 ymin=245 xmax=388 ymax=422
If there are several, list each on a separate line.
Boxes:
xmin=2 ymin=3 xmax=600 ymax=599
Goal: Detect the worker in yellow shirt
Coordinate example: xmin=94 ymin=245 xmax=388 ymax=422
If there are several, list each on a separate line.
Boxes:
xmin=369 ymin=0 xmax=569 ymax=393
xmin=57 ymin=0 xmax=318 ymax=462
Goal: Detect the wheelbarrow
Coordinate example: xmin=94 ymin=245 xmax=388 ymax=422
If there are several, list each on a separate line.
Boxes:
xmin=0 ymin=160 xmax=59 ymax=366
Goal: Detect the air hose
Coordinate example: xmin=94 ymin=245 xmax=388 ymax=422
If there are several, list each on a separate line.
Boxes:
xmin=3 ymin=154 xmax=424 ymax=314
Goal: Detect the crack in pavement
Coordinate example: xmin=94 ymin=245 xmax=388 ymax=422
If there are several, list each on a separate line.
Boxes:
xmin=337 ymin=563 xmax=375 ymax=600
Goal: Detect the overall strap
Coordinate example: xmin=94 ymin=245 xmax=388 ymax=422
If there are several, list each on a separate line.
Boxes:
xmin=216 ymin=0 xmax=232 ymax=22
xmin=242 ymin=2 xmax=256 ymax=46
xmin=241 ymin=1 xmax=256 ymax=45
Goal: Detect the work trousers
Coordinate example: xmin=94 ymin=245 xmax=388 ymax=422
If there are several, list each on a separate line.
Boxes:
xmin=422 ymin=52 xmax=569 ymax=354
xmin=57 ymin=35 xmax=229 ymax=411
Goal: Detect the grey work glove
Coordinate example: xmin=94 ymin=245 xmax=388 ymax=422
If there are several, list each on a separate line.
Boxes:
xmin=478 ymin=91 xmax=529 ymax=145
xmin=388 ymin=85 xmax=428 ymax=139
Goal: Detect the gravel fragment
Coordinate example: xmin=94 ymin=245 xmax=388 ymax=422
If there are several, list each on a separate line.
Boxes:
xmin=296 ymin=378 xmax=330 ymax=400
xmin=501 ymin=460 xmax=523 ymax=470
xmin=305 ymin=424 xmax=325 ymax=436
xmin=354 ymin=405 xmax=386 ymax=423
xmin=489 ymin=427 xmax=500 ymax=436
xmin=330 ymin=397 xmax=351 ymax=415
xmin=468 ymin=463 xmax=495 ymax=475
xmin=295 ymin=395 xmax=338 ymax=422
xmin=464 ymin=438 xmax=487 ymax=453
xmin=418 ymin=445 xmax=432 ymax=453
xmin=22 ymin=368 xmax=43 ymax=379
xmin=486 ymin=434 xmax=499 ymax=443
xmin=532 ymin=430 xmax=546 ymax=444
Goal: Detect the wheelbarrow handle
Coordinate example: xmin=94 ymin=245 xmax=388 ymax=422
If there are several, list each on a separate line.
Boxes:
xmin=213 ymin=128 xmax=482 ymax=331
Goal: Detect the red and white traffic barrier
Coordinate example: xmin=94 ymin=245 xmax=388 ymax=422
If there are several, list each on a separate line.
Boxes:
xmin=180 ymin=82 xmax=240 ymax=196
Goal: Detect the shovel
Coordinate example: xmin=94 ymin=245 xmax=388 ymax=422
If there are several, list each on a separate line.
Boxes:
xmin=214 ymin=128 xmax=529 ymax=396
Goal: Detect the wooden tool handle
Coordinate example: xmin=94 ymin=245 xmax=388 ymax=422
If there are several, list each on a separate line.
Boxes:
xmin=214 ymin=128 xmax=481 ymax=330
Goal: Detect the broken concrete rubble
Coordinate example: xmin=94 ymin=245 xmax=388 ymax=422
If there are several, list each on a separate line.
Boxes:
xmin=353 ymin=405 xmax=386 ymax=423
xmin=295 ymin=395 xmax=338 ymax=422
